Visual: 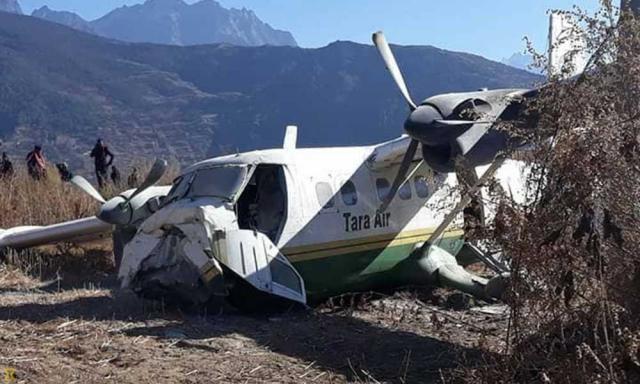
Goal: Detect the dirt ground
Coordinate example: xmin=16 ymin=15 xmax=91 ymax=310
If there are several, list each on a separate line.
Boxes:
xmin=0 ymin=250 xmax=508 ymax=384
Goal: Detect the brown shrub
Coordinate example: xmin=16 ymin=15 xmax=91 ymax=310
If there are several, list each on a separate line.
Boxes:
xmin=455 ymin=2 xmax=640 ymax=383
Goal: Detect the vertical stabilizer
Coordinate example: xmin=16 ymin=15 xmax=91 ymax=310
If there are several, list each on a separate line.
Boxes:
xmin=548 ymin=11 xmax=588 ymax=79
xmin=283 ymin=125 xmax=298 ymax=150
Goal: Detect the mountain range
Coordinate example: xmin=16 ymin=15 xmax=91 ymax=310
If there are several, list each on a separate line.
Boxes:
xmin=28 ymin=0 xmax=297 ymax=47
xmin=0 ymin=11 xmax=540 ymax=173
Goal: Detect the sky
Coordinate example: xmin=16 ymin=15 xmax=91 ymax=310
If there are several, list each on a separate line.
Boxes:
xmin=19 ymin=0 xmax=601 ymax=61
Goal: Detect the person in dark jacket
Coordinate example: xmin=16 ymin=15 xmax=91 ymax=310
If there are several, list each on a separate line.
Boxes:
xmin=0 ymin=152 xmax=14 ymax=179
xmin=55 ymin=162 xmax=73 ymax=182
xmin=110 ymin=165 xmax=122 ymax=186
xmin=90 ymin=139 xmax=114 ymax=188
xmin=127 ymin=167 xmax=139 ymax=188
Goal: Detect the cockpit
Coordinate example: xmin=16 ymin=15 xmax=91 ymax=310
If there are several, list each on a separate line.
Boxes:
xmin=163 ymin=165 xmax=252 ymax=206
xmin=162 ymin=163 xmax=288 ymax=243
xmin=236 ymin=164 xmax=287 ymax=243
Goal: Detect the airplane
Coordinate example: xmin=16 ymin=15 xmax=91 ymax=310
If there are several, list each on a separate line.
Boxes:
xmin=0 ymin=13 xmax=583 ymax=311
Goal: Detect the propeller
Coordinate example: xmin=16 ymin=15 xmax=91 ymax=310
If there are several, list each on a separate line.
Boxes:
xmin=71 ymin=175 xmax=106 ymax=204
xmin=71 ymin=159 xmax=168 ymax=226
xmin=372 ymin=31 xmax=517 ymax=210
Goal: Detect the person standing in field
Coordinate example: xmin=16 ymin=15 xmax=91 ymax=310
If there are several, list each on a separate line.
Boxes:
xmin=90 ymin=139 xmax=114 ymax=188
xmin=25 ymin=145 xmax=46 ymax=180
xmin=0 ymin=152 xmax=14 ymax=179
xmin=55 ymin=162 xmax=73 ymax=182
xmin=128 ymin=167 xmax=139 ymax=188
xmin=110 ymin=165 xmax=122 ymax=186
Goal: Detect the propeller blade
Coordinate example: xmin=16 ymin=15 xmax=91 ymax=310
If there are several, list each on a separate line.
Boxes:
xmin=372 ymin=31 xmax=417 ymax=111
xmin=434 ymin=119 xmax=493 ymax=127
xmin=455 ymin=124 xmax=493 ymax=155
xmin=70 ymin=175 xmax=106 ymax=204
xmin=127 ymin=158 xmax=168 ymax=201
xmin=378 ymin=139 xmax=420 ymax=213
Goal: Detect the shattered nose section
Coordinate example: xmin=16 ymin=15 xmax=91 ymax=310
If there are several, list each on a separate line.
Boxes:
xmin=118 ymin=207 xmax=307 ymax=309
xmin=125 ymin=229 xmax=227 ymax=306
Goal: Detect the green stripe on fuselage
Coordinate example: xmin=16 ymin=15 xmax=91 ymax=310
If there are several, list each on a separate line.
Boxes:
xmin=285 ymin=234 xmax=464 ymax=300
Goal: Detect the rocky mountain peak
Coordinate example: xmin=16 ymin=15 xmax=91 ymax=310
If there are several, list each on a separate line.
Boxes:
xmin=0 ymin=0 xmax=22 ymax=14
xmin=31 ymin=5 xmax=95 ymax=34
xmin=92 ymin=0 xmax=297 ymax=47
xmin=143 ymin=0 xmax=187 ymax=11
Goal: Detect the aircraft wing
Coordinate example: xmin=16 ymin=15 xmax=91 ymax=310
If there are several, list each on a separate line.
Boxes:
xmin=0 ymin=217 xmax=112 ymax=249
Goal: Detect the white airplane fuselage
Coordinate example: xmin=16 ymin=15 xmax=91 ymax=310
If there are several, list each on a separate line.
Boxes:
xmin=119 ymin=136 xmax=526 ymax=303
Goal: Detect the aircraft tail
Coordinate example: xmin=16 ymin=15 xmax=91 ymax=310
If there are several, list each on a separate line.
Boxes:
xmin=548 ymin=11 xmax=588 ymax=79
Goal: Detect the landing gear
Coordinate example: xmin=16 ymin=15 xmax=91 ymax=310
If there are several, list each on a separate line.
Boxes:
xmin=112 ymin=227 xmax=137 ymax=270
xmin=417 ymin=244 xmax=510 ymax=301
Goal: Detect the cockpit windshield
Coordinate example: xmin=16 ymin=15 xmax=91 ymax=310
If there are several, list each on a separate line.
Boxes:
xmin=163 ymin=165 xmax=251 ymax=206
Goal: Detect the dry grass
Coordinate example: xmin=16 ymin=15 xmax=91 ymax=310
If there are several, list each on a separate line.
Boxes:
xmin=0 ymin=166 xmax=98 ymax=228
xmin=0 ymin=286 xmax=508 ymax=383
xmin=0 ymin=166 xmax=114 ymax=286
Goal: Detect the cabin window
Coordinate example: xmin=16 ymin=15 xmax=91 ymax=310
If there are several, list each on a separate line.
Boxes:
xmin=340 ymin=180 xmax=358 ymax=206
xmin=187 ymin=166 xmax=250 ymax=201
xmin=163 ymin=165 xmax=250 ymax=206
xmin=376 ymin=178 xmax=390 ymax=201
xmin=315 ymin=182 xmax=335 ymax=209
xmin=414 ymin=175 xmax=430 ymax=198
xmin=399 ymin=182 xmax=412 ymax=200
